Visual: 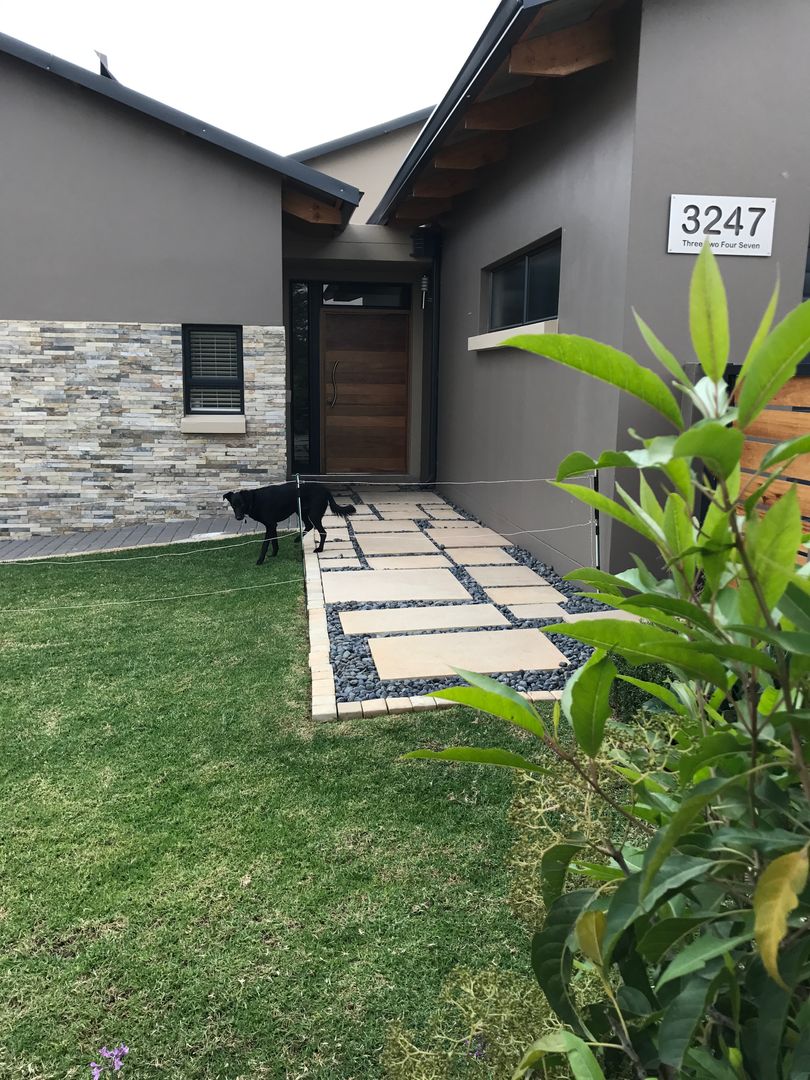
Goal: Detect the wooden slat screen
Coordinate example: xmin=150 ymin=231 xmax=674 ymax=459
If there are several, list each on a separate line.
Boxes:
xmin=738 ymin=371 xmax=810 ymax=563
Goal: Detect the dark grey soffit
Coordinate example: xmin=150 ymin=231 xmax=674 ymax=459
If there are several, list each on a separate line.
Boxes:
xmin=368 ymin=0 xmax=570 ymax=224
xmin=291 ymin=107 xmax=435 ymax=162
xmin=0 ymin=31 xmax=362 ymax=208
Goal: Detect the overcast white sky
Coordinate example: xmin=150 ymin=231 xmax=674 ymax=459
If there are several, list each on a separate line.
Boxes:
xmin=1 ymin=1 xmax=498 ymax=155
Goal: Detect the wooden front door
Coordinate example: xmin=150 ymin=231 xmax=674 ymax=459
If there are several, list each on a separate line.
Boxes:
xmin=321 ymin=308 xmax=409 ymax=474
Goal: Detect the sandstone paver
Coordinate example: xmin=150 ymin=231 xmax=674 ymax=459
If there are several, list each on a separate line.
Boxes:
xmin=508 ymin=603 xmax=568 ymax=620
xmin=340 ymin=603 xmax=509 ymax=635
xmin=468 ymin=565 xmax=550 ymax=587
xmin=352 ymin=519 xmax=421 ymax=533
xmin=357 ymin=533 xmax=439 ymax=556
xmin=430 ymin=527 xmax=508 ymax=547
xmin=445 ymin=547 xmax=517 ymax=565
xmin=483 ymin=585 xmax=566 ymax=605
xmin=322 ymin=568 xmax=471 ymax=604
xmin=370 ymin=628 xmax=566 ymax=680
xmin=366 ymin=554 xmax=449 ymax=569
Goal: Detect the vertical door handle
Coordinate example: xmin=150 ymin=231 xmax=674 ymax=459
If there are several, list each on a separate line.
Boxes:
xmin=329 ymin=359 xmax=341 ymax=408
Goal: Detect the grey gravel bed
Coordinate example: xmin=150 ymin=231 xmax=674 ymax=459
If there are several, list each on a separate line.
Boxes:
xmin=316 ymin=492 xmax=608 ymax=704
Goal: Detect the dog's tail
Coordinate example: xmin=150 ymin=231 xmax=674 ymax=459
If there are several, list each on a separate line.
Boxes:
xmin=328 ymin=493 xmax=356 ymax=518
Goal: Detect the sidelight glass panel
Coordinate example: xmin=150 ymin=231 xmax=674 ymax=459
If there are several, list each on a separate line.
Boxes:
xmin=526 ymin=240 xmax=561 ymax=322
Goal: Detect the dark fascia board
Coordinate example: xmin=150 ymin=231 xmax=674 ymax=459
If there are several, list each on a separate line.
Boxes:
xmin=291 ymin=107 xmax=435 ymax=162
xmin=368 ymin=0 xmax=560 ymax=224
xmin=0 ymin=31 xmax=361 ymax=209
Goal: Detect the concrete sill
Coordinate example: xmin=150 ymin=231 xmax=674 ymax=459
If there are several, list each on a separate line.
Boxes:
xmin=468 ymin=318 xmax=558 ymax=353
xmin=180 ymin=415 xmax=246 ymax=435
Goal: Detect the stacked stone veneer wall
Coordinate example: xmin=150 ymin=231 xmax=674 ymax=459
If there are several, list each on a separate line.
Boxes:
xmin=0 ymin=321 xmax=286 ymax=539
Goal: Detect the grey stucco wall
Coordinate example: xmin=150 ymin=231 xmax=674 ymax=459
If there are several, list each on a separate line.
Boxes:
xmin=435 ymin=9 xmax=640 ymax=576
xmin=0 ymin=321 xmax=286 ymax=539
xmin=610 ymin=0 xmax=810 ymax=569
xmin=0 ymin=54 xmax=284 ymax=325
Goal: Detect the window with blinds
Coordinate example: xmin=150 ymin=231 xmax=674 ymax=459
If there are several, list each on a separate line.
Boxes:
xmin=182 ymin=325 xmax=244 ymax=414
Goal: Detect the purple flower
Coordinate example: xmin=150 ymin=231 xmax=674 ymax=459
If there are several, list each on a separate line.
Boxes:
xmin=89 ymin=1043 xmax=128 ymax=1076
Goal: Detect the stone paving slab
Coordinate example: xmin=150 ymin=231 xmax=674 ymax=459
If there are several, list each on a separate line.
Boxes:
xmin=322 ymin=567 xmax=471 ymax=604
xmin=484 ymin=585 xmax=567 ymax=605
xmin=430 ymin=527 xmax=508 ymax=547
xmin=366 ymin=554 xmax=450 ymax=570
xmin=352 ymin=519 xmax=421 ymax=533
xmin=340 ymin=603 xmax=510 ymax=636
xmin=444 ymin=547 xmax=517 ymax=565
xmin=508 ymin=603 xmax=569 ymax=620
xmin=320 ymin=557 xmax=363 ymax=569
xmin=357 ymin=534 xmax=439 ymax=556
xmin=367 ymin=492 xmax=443 ymax=504
xmin=375 ymin=508 xmax=426 ymax=519
xmin=370 ymin=628 xmax=566 ymax=680
xmin=468 ymin=565 xmax=550 ymax=587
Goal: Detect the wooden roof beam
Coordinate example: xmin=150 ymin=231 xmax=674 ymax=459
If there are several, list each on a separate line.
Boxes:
xmin=464 ymin=82 xmax=551 ymax=131
xmin=411 ymin=169 xmax=479 ymax=199
xmin=282 ymin=189 xmax=342 ymax=225
xmin=509 ymin=15 xmax=614 ymax=77
xmin=433 ymin=133 xmax=510 ymax=170
xmin=394 ymin=198 xmax=454 ymax=222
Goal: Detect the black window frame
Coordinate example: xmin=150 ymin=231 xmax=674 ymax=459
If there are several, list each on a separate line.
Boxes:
xmin=487 ymin=234 xmax=561 ymax=332
xmin=182 ymin=323 xmax=245 ymax=415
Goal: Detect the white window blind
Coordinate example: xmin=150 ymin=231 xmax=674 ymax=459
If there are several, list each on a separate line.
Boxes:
xmin=183 ymin=326 xmax=244 ymax=414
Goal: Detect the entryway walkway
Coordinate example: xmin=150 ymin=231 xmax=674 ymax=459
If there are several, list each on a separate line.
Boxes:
xmin=305 ymin=486 xmax=625 ymax=721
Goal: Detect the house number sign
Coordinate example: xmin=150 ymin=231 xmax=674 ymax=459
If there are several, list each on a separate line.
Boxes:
xmin=668 ymin=194 xmax=776 ymax=256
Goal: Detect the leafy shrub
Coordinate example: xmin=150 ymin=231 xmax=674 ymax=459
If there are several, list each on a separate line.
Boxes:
xmin=608 ymin=655 xmax=672 ymax=722
xmin=407 ymin=243 xmax=810 ymax=1079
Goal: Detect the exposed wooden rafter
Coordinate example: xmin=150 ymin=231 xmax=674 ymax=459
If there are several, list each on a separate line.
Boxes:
xmin=433 ymin=133 xmax=510 ymax=170
xmin=464 ymin=81 xmax=551 ymax=131
xmin=282 ymin=189 xmax=342 ymax=225
xmin=411 ymin=169 xmax=480 ymax=198
xmin=394 ymin=198 xmax=454 ymax=222
xmin=509 ymin=14 xmax=614 ymax=77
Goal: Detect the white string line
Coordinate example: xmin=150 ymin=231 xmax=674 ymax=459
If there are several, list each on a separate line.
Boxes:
xmin=3 ymin=530 xmax=301 ymax=567
xmin=498 ymin=521 xmax=594 ymax=537
xmin=300 ymin=475 xmax=588 ymax=486
xmin=0 ymin=577 xmax=303 ymax=617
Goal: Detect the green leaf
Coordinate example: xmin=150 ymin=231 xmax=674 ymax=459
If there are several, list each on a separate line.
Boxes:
xmin=602 ymin=854 xmax=712 ymax=961
xmin=562 ymin=651 xmax=616 ymax=758
xmin=563 ymin=567 xmax=636 ymax=596
xmin=616 ymin=675 xmax=688 ymax=718
xmin=610 ymin=593 xmax=715 ymax=633
xmin=663 ymin=491 xmax=698 ymax=586
xmin=641 ymin=777 xmax=738 ymax=898
xmin=690 ymin=242 xmax=730 ymax=381
xmin=679 ymin=732 xmax=748 ymax=784
xmin=638 ymin=915 xmax=715 ymax=964
xmin=431 ymin=669 xmax=545 ymax=738
xmin=727 ymin=624 xmax=810 ymax=656
xmin=544 ymin=619 xmax=727 ymax=686
xmin=403 ymin=746 xmax=547 ymax=772
xmin=512 ymin=1030 xmax=606 ymax=1080
xmin=680 ymin=639 xmax=778 ymax=675
xmin=779 ymin=581 xmax=810 ymax=632
xmin=673 ymin=423 xmax=744 ymax=480
xmin=738 ymin=297 xmax=810 ymax=427
xmin=753 ymin=847 xmax=809 ymax=988
xmin=656 ymin=930 xmax=751 ymax=991
xmin=634 ymin=309 xmax=691 ymax=385
xmin=760 ymin=434 xmax=810 ymax=472
xmin=743 ymin=939 xmax=810 ymax=1080
xmin=684 ymin=1047 xmax=739 ymax=1080
xmin=640 ymin=473 xmax=666 ymax=528
xmin=739 ymin=275 xmax=780 ymax=379
xmin=531 ymin=890 xmax=594 ymax=1034
xmin=551 ymin=482 xmax=659 ymax=544
xmin=658 ymin=961 xmax=724 ymax=1069
xmin=505 ymin=332 xmax=684 ymax=430
xmin=541 ymin=838 xmax=587 ymax=907
xmin=738 ymin=486 xmax=803 ymax=626
xmin=575 ymin=909 xmax=607 ymax=967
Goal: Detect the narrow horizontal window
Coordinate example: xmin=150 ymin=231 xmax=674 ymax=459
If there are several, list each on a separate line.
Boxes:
xmin=488 ymin=236 xmax=561 ymax=331
xmin=183 ymin=325 xmax=244 ymax=414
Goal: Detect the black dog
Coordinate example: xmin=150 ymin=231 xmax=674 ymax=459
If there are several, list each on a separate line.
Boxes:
xmin=223 ymin=482 xmax=355 ymax=564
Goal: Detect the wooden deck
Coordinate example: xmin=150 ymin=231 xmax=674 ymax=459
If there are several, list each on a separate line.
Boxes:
xmin=0 ymin=515 xmax=296 ymax=562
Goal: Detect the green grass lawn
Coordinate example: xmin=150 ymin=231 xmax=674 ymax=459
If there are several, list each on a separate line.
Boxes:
xmin=0 ymin=536 xmax=531 ymax=1079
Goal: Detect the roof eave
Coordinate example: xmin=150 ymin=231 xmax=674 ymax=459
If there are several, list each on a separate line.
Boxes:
xmin=367 ymin=0 xmax=553 ymax=225
xmin=291 ymin=107 xmax=435 ymax=163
